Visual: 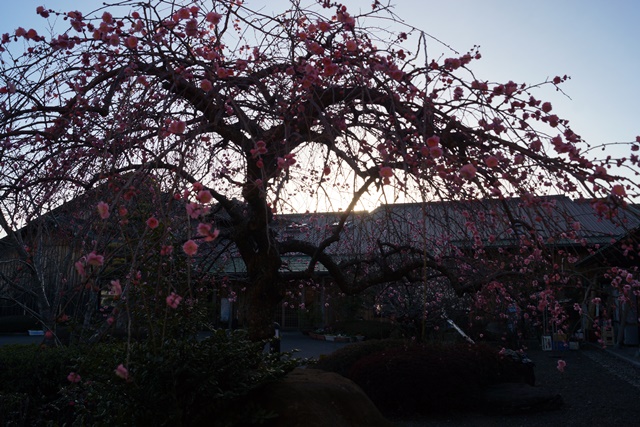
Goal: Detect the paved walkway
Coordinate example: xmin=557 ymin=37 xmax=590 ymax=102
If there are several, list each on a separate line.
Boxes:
xmin=588 ymin=342 xmax=640 ymax=368
xmin=0 ymin=331 xmax=353 ymax=359
xmin=0 ymin=333 xmax=43 ymax=346
xmin=277 ymin=331 xmax=353 ymax=359
xmin=3 ymin=331 xmax=639 ymax=368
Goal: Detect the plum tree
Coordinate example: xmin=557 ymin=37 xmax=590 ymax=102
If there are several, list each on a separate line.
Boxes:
xmin=0 ymin=0 xmax=638 ymax=341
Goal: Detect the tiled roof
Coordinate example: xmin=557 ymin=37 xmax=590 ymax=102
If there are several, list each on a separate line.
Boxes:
xmin=217 ymin=195 xmax=640 ymax=274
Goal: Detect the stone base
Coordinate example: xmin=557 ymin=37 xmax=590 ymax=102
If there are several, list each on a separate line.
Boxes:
xmin=252 ymin=368 xmax=394 ymax=427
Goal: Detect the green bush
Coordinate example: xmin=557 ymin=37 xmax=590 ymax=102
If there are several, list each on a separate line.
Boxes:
xmin=0 ymin=392 xmax=30 ymax=426
xmin=0 ymin=331 xmax=299 ymax=426
xmin=0 ymin=344 xmax=80 ymax=399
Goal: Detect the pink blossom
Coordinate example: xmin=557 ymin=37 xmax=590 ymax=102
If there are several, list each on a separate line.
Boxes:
xmin=196 ymin=190 xmax=213 ymax=203
xmin=197 ymin=223 xmax=220 ymax=241
xmin=110 ymin=280 xmax=122 ymax=297
xmin=345 ymin=40 xmax=357 ymax=51
xmin=146 ymin=217 xmax=159 ymax=229
xmin=161 ymin=245 xmax=174 ymax=256
xmin=426 ymin=135 xmax=440 ymax=147
xmin=594 ymin=165 xmax=607 ymax=176
xmin=389 ymin=69 xmax=404 ymax=81
xmin=252 ymin=140 xmax=268 ymax=156
xmin=183 ymin=240 xmax=198 ymax=256
xmin=75 ymin=260 xmax=86 ymax=277
xmin=200 ymin=79 xmax=213 ymax=91
xmin=44 ymin=330 xmax=53 ymax=340
xmin=115 ymin=364 xmax=129 ymax=380
xmin=317 ymin=20 xmax=331 ymax=32
xmin=107 ymin=316 xmax=115 ymax=325
xmin=186 ymin=203 xmax=198 ymax=217
xmin=86 ymin=252 xmax=104 ymax=267
xmin=24 ymin=29 xmax=39 ymax=41
xmin=186 ymin=202 xmax=209 ymax=219
xmin=97 ymin=201 xmax=110 ymax=219
xmin=277 ymin=154 xmax=296 ymax=170
xmin=67 ymin=372 xmax=81 ymax=383
xmin=444 ymin=57 xmax=462 ymax=70
xmin=557 ymin=359 xmax=566 ymax=373
xmin=168 ymin=120 xmax=186 ymax=134
xmin=379 ymin=166 xmax=393 ymax=178
xmin=185 ymin=19 xmax=199 ymax=37
xmin=459 ymin=163 xmax=477 ymax=180
xmin=323 ymin=62 xmax=339 ymax=76
xmin=612 ymin=184 xmax=626 ymax=197
xmin=176 ymin=7 xmax=191 ymax=20
xmin=125 ymin=36 xmax=138 ymax=49
xmin=197 ymin=222 xmax=211 ymax=236
xmin=166 ymin=292 xmax=183 ymax=309
xmin=205 ymin=12 xmax=222 ymax=25
xmin=430 ymin=146 xmax=443 ymax=158
xmin=217 ymin=68 xmax=231 ymax=79
xmin=541 ymin=102 xmax=552 ymax=113
xmin=484 ymin=156 xmax=499 ymax=168
xmin=572 ymin=221 xmax=581 ymax=231
xmin=36 ymin=6 xmax=49 ymax=18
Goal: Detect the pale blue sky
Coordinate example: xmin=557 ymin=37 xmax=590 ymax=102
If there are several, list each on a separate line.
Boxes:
xmin=2 ymin=0 xmax=638 ymax=152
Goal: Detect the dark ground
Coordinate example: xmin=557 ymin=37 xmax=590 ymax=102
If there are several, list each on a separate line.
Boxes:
xmin=391 ymin=345 xmax=640 ymax=427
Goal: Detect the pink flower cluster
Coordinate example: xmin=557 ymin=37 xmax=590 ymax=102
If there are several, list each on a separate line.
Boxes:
xmin=197 ymin=223 xmax=220 ymax=241
xmin=67 ymin=372 xmax=81 ymax=383
xmin=277 ymin=154 xmax=296 ymax=170
xmin=557 ymin=359 xmax=566 ymax=373
xmin=166 ymin=292 xmax=183 ymax=309
xmin=183 ymin=240 xmax=198 ymax=256
xmin=146 ymin=217 xmax=160 ymax=229
xmin=110 ymin=280 xmax=122 ymax=298
xmin=459 ymin=164 xmax=477 ymax=180
xmin=97 ymin=201 xmax=110 ymax=219
xmin=75 ymin=251 xmax=105 ymax=276
xmin=115 ymin=364 xmax=129 ymax=380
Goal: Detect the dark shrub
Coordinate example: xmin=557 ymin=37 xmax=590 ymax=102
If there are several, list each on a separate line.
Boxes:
xmin=332 ymin=320 xmax=398 ymax=340
xmin=313 ymin=339 xmax=406 ymax=377
xmin=0 ymin=331 xmax=299 ymax=426
xmin=344 ymin=342 xmax=534 ymax=415
xmin=0 ymin=392 xmax=30 ymax=426
xmin=0 ymin=344 xmax=80 ymax=399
